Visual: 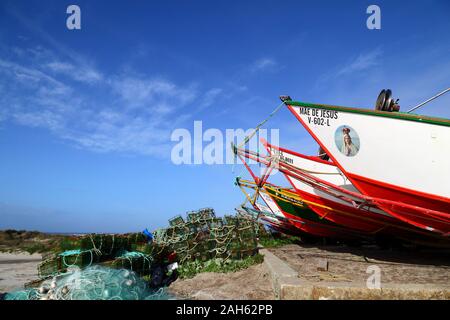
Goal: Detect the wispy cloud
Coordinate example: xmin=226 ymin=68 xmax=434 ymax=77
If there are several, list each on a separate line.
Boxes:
xmin=336 ymin=48 xmax=383 ymax=76
xmin=14 ymin=110 xmax=65 ymax=131
xmin=110 ymin=76 xmax=197 ymax=113
xmin=0 ymin=45 xmax=214 ymax=157
xmin=197 ymin=88 xmax=223 ymax=110
xmin=46 ymin=61 xmax=103 ymax=84
xmin=6 ymin=6 xmax=97 ymax=71
xmin=314 ymin=47 xmax=384 ymax=91
xmin=0 ymin=58 xmax=69 ymax=89
xmin=250 ymin=58 xmax=278 ymax=73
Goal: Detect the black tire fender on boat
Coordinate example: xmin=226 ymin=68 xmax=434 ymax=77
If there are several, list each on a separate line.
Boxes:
xmin=376 ymin=89 xmax=400 ymax=112
xmin=375 ymin=89 xmax=386 ymax=111
xmin=384 ymin=89 xmax=393 ymax=111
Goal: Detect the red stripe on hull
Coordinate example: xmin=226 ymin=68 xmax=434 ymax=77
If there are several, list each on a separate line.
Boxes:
xmin=349 ymin=174 xmax=450 ymax=233
xmin=291 ymin=188 xmax=386 ymax=233
xmin=260 ymin=179 xmax=354 ymax=239
xmin=260 ymin=218 xmax=302 ymax=236
xmin=281 ymin=180 xmax=450 ymax=245
xmin=280 ymin=210 xmax=355 ymax=239
xmin=349 ymin=173 xmax=450 ymax=214
xmin=282 ymin=174 xmax=418 ymax=235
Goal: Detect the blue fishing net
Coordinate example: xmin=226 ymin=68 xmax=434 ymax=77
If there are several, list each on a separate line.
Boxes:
xmin=4 ymin=265 xmax=173 ymax=300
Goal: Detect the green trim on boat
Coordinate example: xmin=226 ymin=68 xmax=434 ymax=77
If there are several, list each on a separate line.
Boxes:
xmin=265 ymin=188 xmax=336 ymax=225
xmin=286 ymin=101 xmax=450 ymax=127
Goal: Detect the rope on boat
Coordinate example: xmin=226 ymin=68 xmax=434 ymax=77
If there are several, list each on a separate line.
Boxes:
xmin=236 ymin=178 xmax=311 ymax=231
xmin=232 ymin=100 xmax=286 ymax=174
xmin=237 ymin=100 xmax=286 ymax=149
xmin=263 ymin=142 xmax=344 ymax=176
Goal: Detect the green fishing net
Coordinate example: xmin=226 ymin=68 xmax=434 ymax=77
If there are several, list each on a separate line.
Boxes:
xmin=4 ymin=265 xmax=173 ymax=300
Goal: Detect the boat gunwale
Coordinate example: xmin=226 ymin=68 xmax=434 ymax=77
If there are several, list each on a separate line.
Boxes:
xmin=261 ymin=138 xmax=336 ymax=167
xmin=286 ymin=101 xmax=450 ymax=127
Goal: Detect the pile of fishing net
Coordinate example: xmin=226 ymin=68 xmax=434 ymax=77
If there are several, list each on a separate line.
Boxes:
xmin=38 ymin=233 xmax=157 ymax=278
xmin=4 ymin=265 xmax=172 ymax=300
xmin=152 ymin=208 xmax=261 ymax=264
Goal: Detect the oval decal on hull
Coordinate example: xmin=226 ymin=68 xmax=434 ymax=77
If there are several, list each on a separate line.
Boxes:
xmin=335 ymin=125 xmax=360 ymax=157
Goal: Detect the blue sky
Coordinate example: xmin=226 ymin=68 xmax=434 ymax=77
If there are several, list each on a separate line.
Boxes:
xmin=0 ymin=0 xmax=449 ymax=232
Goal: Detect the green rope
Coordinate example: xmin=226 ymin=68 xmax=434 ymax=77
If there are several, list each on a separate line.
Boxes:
xmin=59 ymin=249 xmax=94 ymax=269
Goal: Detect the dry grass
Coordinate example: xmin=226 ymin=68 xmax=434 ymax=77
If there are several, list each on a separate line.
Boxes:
xmin=0 ymin=230 xmax=75 ymax=254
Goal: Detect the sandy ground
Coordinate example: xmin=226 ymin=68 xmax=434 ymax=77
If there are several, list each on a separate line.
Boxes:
xmin=168 ymin=263 xmax=275 ymax=300
xmin=2 ymin=244 xmax=448 ymax=299
xmin=0 ymin=252 xmax=42 ymax=293
xmin=270 ymin=244 xmax=450 ymax=287
xmin=0 ymin=251 xmax=275 ymax=299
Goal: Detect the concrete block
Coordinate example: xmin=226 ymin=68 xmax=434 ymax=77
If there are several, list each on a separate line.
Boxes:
xmin=260 ymin=248 xmax=450 ymax=300
xmin=316 ymin=258 xmax=328 ymax=271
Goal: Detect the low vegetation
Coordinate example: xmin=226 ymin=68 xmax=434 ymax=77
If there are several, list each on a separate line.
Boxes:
xmin=258 ymin=233 xmax=302 ymax=248
xmin=0 ymin=229 xmax=76 ymax=254
xmin=177 ymin=254 xmax=264 ymax=279
xmin=175 ymin=232 xmax=304 ymax=279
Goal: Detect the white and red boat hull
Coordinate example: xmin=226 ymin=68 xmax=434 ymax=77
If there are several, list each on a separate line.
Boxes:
xmin=261 ymin=141 xmax=426 ymax=235
xmin=286 ymin=102 xmax=450 ymax=234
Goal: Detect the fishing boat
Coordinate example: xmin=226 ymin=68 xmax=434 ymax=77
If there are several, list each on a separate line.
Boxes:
xmin=235 ymin=182 xmax=301 ymax=235
xmin=264 ymin=139 xmax=450 ymax=242
xmin=235 ymin=143 xmax=450 ymax=247
xmin=236 ymin=141 xmax=395 ymax=233
xmin=236 ymin=206 xmax=302 ymax=236
xmin=235 ymin=175 xmax=365 ymax=240
xmin=261 ymin=139 xmax=407 ymax=232
xmin=281 ymin=90 xmax=450 ymax=235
